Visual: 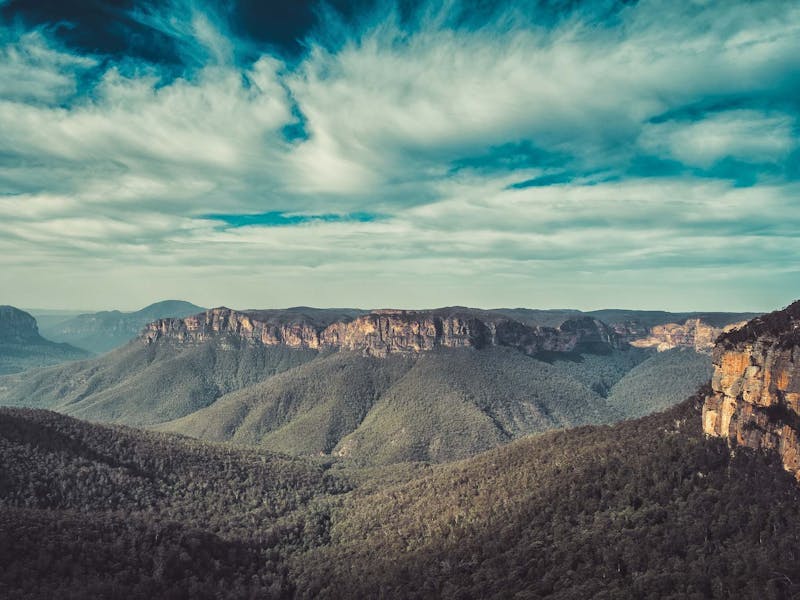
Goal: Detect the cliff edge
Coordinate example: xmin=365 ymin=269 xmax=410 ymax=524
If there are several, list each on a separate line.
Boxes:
xmin=702 ymin=300 xmax=800 ymax=480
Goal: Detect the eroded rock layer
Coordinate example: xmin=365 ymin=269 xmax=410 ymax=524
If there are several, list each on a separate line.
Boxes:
xmin=142 ymin=307 xmax=621 ymax=358
xmin=702 ymin=301 xmax=800 ymax=480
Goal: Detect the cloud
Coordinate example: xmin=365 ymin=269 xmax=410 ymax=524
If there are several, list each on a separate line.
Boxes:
xmin=0 ymin=0 xmax=798 ymax=310
xmin=640 ymin=110 xmax=796 ymax=169
xmin=0 ymin=29 xmax=96 ymax=104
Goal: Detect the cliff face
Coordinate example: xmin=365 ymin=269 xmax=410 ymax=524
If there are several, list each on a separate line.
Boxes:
xmin=142 ymin=307 xmax=621 ymax=358
xmin=629 ymin=318 xmax=746 ymax=353
xmin=0 ymin=306 xmax=90 ymax=375
xmin=0 ymin=306 xmax=41 ymax=343
xmin=702 ymin=301 xmax=800 ymax=480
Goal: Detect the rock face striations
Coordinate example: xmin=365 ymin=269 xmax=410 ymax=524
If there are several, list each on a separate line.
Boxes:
xmin=142 ymin=307 xmax=622 ymax=358
xmin=702 ymin=300 xmax=800 ymax=480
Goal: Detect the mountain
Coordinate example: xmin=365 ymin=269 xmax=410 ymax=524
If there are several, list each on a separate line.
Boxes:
xmin=0 ymin=306 xmax=89 ymax=375
xmin=142 ymin=306 xmax=623 ymax=355
xmin=4 ymin=390 xmax=800 ymax=598
xmin=157 ymin=346 xmax=624 ymax=465
xmin=37 ymin=300 xmax=206 ymax=354
xmin=0 ymin=305 xmax=762 ymax=466
xmin=586 ymin=309 xmax=760 ymax=330
xmin=703 ymin=299 xmax=800 ymax=480
xmin=0 ymin=306 xmax=661 ymax=463
xmin=0 ymin=334 xmax=319 ymax=426
xmin=494 ymin=307 xmax=757 ymax=350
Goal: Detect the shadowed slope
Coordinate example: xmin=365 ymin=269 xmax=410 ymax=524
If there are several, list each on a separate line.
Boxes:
xmin=292 ymin=393 xmax=800 ymax=599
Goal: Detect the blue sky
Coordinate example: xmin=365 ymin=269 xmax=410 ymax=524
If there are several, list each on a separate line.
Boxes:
xmin=0 ymin=0 xmax=798 ymax=311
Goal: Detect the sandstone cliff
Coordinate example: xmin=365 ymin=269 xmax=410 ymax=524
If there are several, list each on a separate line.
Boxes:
xmin=629 ymin=318 xmax=746 ymax=353
xmin=702 ymin=300 xmax=800 ymax=480
xmin=142 ymin=307 xmax=621 ymax=358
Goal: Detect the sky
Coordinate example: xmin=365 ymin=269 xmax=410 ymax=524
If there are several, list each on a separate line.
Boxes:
xmin=0 ymin=0 xmax=799 ymax=312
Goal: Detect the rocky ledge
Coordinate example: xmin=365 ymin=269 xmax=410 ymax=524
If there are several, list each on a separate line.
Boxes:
xmin=702 ymin=300 xmax=800 ymax=480
xmin=141 ymin=307 xmax=622 ymax=358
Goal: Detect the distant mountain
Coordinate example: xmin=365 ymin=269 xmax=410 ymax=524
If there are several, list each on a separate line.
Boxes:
xmin=585 ymin=308 xmax=760 ymax=329
xmin=37 ymin=300 xmax=206 ymax=354
xmin=0 ymin=305 xmax=712 ymax=465
xmin=0 ymin=306 xmax=89 ymax=375
xmin=494 ymin=307 xmax=758 ymax=349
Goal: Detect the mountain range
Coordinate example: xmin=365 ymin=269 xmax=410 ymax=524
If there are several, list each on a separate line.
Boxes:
xmin=0 ymin=304 xmax=752 ymax=465
xmin=34 ymin=300 xmax=205 ymax=354
xmin=2 ymin=298 xmax=800 ymax=598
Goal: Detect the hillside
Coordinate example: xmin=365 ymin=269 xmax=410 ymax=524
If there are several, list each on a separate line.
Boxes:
xmin=0 ymin=407 xmax=349 ymax=599
xmin=294 ymin=392 xmax=800 ymax=599
xmin=0 ymin=306 xmax=89 ymax=375
xmin=605 ymin=348 xmax=714 ymax=418
xmin=160 ymin=347 xmax=627 ymax=465
xmin=0 ymin=337 xmax=319 ymax=425
xmin=37 ymin=300 xmax=206 ymax=354
xmin=3 ymin=392 xmax=800 ymax=598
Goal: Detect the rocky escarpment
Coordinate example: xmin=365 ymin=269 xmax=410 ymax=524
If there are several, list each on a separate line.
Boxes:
xmin=629 ymin=318 xmax=746 ymax=353
xmin=0 ymin=306 xmax=41 ymax=342
xmin=142 ymin=307 xmax=622 ymax=358
xmin=702 ymin=300 xmax=800 ymax=480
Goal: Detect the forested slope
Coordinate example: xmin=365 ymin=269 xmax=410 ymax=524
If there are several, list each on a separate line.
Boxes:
xmin=3 ymin=393 xmax=800 ymax=599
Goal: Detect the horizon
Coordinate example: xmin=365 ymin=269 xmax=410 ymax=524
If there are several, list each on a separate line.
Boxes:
xmin=19 ymin=298 xmax=774 ymax=316
xmin=2 ymin=0 xmax=799 ymax=311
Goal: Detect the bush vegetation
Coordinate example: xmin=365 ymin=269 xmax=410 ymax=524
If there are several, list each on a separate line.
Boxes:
xmin=3 ymin=392 xmax=800 ymax=599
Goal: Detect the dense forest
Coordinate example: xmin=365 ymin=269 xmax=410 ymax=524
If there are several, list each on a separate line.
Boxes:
xmin=2 ymin=391 xmax=800 ymax=599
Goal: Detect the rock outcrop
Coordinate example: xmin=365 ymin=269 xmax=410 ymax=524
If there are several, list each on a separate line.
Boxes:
xmin=142 ymin=307 xmax=622 ymax=358
xmin=0 ymin=306 xmax=41 ymax=342
xmin=0 ymin=306 xmax=90 ymax=375
xmin=702 ymin=300 xmax=800 ymax=480
xmin=629 ymin=318 xmax=746 ymax=353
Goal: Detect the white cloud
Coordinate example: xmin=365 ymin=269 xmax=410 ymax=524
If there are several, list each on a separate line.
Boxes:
xmin=0 ymin=30 xmax=96 ymax=104
xmin=640 ymin=110 xmax=796 ymax=168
